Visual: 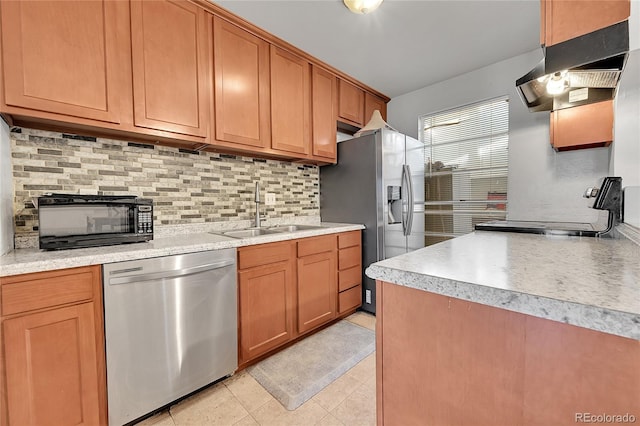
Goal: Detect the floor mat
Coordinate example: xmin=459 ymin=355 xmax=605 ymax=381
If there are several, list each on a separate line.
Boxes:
xmin=248 ymin=320 xmax=375 ymax=410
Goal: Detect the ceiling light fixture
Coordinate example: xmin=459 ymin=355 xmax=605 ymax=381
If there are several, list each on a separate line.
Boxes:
xmin=344 ymin=0 xmax=383 ymax=14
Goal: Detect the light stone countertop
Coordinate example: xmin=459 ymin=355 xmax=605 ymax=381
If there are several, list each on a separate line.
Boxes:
xmin=365 ymin=231 xmax=640 ymax=340
xmin=0 ymin=222 xmax=364 ymax=277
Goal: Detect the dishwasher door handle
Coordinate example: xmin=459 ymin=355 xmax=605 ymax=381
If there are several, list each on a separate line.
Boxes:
xmin=108 ymin=259 xmax=235 ymax=285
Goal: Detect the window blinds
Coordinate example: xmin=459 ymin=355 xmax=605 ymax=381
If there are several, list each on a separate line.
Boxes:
xmin=419 ymin=96 xmax=509 ymax=246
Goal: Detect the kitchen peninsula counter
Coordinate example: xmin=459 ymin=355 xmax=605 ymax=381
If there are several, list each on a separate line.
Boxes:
xmin=366 ymin=229 xmax=640 ymax=339
xmin=367 ymin=229 xmax=640 ymax=426
xmin=0 ymin=222 xmax=364 ymax=277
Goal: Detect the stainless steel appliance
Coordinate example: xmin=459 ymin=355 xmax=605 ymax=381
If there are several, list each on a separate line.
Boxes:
xmin=320 ymin=128 xmax=425 ymax=314
xmin=37 ymin=193 xmax=153 ymax=250
xmin=102 ymin=249 xmax=238 ymax=426
xmin=475 ymin=176 xmax=623 ymax=237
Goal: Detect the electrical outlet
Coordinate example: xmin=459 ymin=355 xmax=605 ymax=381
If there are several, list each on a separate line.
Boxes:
xmin=265 ymin=193 xmax=276 ymax=205
xmin=365 ymin=290 xmax=372 ymax=304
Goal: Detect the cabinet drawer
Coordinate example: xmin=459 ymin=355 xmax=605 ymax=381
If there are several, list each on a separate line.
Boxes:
xmin=338 ymin=231 xmax=360 ymax=249
xmin=238 ymin=241 xmax=293 ymax=270
xmin=338 ymin=266 xmax=361 ymax=292
xmin=1 ymin=266 xmax=98 ymax=316
xmin=339 ymin=246 xmax=360 ymax=270
xmin=339 ymin=285 xmax=362 ymax=314
xmin=297 ymin=234 xmax=336 ymax=257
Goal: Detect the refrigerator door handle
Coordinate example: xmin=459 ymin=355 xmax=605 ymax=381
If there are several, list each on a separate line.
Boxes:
xmin=400 ymin=165 xmax=407 ymax=235
xmin=403 ymin=164 xmax=414 ymax=236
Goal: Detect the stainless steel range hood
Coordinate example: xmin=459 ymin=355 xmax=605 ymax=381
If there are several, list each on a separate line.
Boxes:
xmin=516 ymin=21 xmax=629 ymax=112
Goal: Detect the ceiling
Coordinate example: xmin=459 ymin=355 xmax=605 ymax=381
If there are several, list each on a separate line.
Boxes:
xmin=213 ymin=0 xmax=541 ymax=99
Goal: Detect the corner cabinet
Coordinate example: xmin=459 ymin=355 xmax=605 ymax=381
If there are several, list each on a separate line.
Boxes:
xmin=212 ymin=16 xmax=271 ymax=150
xmin=338 ymin=79 xmax=365 ymax=127
xmin=0 ymin=0 xmax=123 ymax=124
xmin=364 ymin=92 xmax=387 ymax=124
xmin=0 ymin=266 xmax=107 ymax=426
xmin=130 ymin=0 xmax=209 ymax=137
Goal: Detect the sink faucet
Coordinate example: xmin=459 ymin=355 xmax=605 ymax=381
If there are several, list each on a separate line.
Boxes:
xmin=254 ymin=182 xmax=261 ymax=228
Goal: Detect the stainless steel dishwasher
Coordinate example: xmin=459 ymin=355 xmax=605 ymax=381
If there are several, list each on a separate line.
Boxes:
xmin=102 ymin=249 xmax=237 ymax=426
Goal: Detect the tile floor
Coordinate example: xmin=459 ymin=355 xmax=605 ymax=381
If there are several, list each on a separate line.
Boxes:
xmin=136 ymin=311 xmax=377 ymax=426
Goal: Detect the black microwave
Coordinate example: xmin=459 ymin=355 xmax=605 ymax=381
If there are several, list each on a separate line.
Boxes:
xmin=37 ymin=194 xmax=153 ymax=250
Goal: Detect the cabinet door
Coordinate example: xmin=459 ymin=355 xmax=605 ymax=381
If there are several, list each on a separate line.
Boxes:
xmin=364 ymin=92 xmax=387 ymax=124
xmin=338 ymin=79 xmax=365 ymax=126
xmin=550 ymin=100 xmax=613 ymax=151
xmin=0 ymin=0 xmax=122 ymax=123
xmin=213 ymin=16 xmax=270 ymax=149
xmin=270 ymin=46 xmax=311 ymax=155
xmin=130 ymin=0 xmax=208 ymax=137
xmin=238 ymin=261 xmax=295 ymax=363
xmin=541 ymin=0 xmax=630 ymax=46
xmin=311 ymin=66 xmax=337 ymax=161
xmin=297 ymin=251 xmax=337 ymax=334
xmin=4 ymin=303 xmax=101 ymax=426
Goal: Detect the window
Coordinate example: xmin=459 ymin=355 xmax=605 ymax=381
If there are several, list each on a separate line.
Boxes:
xmin=419 ymin=96 xmax=509 ymax=246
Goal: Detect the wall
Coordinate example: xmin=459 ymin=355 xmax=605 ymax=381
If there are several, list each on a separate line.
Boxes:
xmin=10 ymin=127 xmax=319 ymax=238
xmin=610 ymin=0 xmax=640 ymax=228
xmin=388 ymin=49 xmax=611 ymax=224
xmin=0 ymin=118 xmax=13 ymax=254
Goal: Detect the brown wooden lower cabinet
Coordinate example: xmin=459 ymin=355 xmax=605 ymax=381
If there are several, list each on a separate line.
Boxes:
xmin=238 ymin=259 xmax=296 ymax=364
xmin=376 ymin=280 xmax=640 ymax=426
xmin=337 ymin=231 xmax=362 ymax=315
xmin=338 ymin=285 xmax=361 ymax=314
xmin=237 ymin=230 xmax=362 ymax=367
xmin=237 ymin=240 xmax=296 ymax=365
xmin=0 ymin=266 xmax=107 ymax=426
xmin=297 ymin=235 xmax=337 ymax=334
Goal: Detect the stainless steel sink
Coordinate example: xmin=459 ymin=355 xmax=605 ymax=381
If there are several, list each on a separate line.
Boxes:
xmin=211 ymin=224 xmax=323 ymax=239
xmin=221 ymin=228 xmax=279 ymax=238
xmin=268 ymin=224 xmax=324 ymax=232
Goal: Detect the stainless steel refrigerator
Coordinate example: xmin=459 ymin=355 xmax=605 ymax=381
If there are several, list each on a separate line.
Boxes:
xmin=320 ymin=128 xmax=425 ymax=314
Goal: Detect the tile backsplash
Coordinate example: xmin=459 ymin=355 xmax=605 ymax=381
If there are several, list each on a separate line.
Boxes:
xmin=10 ymin=127 xmax=319 ymax=236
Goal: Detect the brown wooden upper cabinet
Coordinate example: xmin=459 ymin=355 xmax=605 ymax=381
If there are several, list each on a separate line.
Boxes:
xmin=130 ymin=0 xmax=209 ymax=137
xmin=338 ymin=78 xmax=365 ymax=127
xmin=0 ymin=0 xmax=388 ymax=163
xmin=550 ymin=100 xmax=613 ymax=151
xmin=311 ymin=66 xmax=337 ymax=162
xmin=212 ymin=16 xmax=271 ymax=149
xmin=364 ymin=91 xmax=387 ymax=124
xmin=0 ymin=0 xmax=123 ymax=123
xmin=540 ymin=0 xmax=630 ymax=46
xmin=270 ymin=46 xmax=311 ymax=156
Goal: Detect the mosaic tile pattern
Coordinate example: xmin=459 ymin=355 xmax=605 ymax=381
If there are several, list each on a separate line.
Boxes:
xmin=10 ymin=127 xmax=319 ymax=235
